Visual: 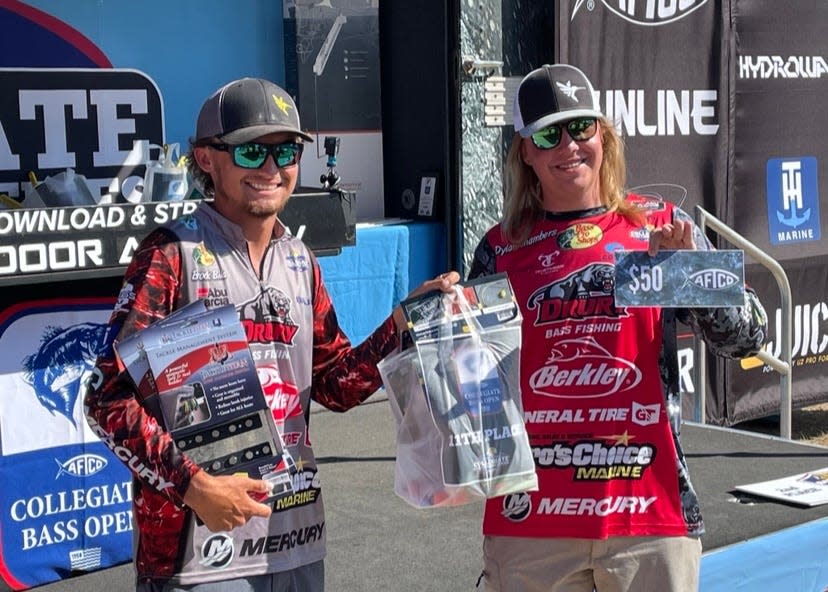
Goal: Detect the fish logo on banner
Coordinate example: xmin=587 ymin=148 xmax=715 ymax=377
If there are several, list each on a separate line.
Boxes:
xmin=21 ymin=322 xmax=108 ymax=427
xmin=766 ymin=157 xmax=821 ymax=245
xmin=571 ymin=0 xmax=708 ymax=25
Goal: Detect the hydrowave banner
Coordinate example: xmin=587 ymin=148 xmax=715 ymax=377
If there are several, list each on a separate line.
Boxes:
xmin=558 ymin=0 xmax=828 ymax=425
xmin=0 ymin=299 xmax=132 ymax=590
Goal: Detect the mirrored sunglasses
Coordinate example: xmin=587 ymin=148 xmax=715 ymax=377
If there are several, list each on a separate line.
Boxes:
xmin=530 ymin=117 xmax=598 ymax=150
xmin=209 ymin=142 xmax=304 ymax=169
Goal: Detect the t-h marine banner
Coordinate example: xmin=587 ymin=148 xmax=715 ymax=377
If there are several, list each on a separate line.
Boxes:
xmin=558 ymin=0 xmax=828 ymax=425
xmin=722 ymin=0 xmax=828 ymax=424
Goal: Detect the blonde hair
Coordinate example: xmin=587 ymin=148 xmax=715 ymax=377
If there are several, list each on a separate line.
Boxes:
xmin=501 ymin=117 xmax=643 ymax=245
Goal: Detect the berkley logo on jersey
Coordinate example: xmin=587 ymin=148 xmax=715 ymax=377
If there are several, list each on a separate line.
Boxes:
xmin=257 ymin=364 xmax=302 ymax=433
xmin=528 ymin=337 xmax=642 ymax=399
xmin=687 ymin=269 xmax=739 ymax=290
xmin=572 ymin=0 xmax=708 ymax=26
xmin=527 ymin=264 xmax=623 ymax=325
xmin=239 ymin=286 xmax=299 ymax=345
xmin=557 ymin=223 xmax=603 ymax=250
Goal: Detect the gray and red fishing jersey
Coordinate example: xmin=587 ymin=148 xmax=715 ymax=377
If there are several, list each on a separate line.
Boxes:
xmin=86 ymin=202 xmax=398 ymax=586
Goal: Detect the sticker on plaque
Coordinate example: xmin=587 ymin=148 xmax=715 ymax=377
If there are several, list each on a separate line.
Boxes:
xmin=614 ymin=250 xmax=745 ymax=308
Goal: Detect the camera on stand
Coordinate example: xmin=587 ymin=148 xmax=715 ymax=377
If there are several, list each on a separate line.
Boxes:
xmin=320 ymin=136 xmax=341 ymax=189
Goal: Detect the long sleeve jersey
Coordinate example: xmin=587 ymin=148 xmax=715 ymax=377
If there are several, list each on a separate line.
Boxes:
xmin=85 ymin=202 xmax=398 ymax=586
xmin=467 ymin=195 xmax=768 ymax=539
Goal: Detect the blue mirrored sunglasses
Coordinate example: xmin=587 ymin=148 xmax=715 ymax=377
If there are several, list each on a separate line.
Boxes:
xmin=208 ymin=142 xmax=304 ymax=169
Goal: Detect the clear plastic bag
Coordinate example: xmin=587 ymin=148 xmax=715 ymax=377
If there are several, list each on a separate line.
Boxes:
xmin=379 ymin=276 xmax=538 ymax=508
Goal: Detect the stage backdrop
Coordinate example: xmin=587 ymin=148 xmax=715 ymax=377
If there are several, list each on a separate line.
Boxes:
xmin=557 ymin=0 xmax=827 ymax=426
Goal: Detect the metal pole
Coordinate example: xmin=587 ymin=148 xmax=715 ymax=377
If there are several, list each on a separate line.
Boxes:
xmin=695 ymin=206 xmax=793 ymax=439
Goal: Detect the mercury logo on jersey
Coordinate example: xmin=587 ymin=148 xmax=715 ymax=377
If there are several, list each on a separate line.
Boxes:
xmin=200 ymin=533 xmax=234 ymax=569
xmin=537 ymin=495 xmax=657 ymax=516
xmin=240 ymin=522 xmax=324 ymax=556
xmin=501 ymin=493 xmax=532 ymax=522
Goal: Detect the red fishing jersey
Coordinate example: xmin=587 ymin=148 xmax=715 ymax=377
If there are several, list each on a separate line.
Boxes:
xmin=468 ymin=195 xmax=767 ymax=539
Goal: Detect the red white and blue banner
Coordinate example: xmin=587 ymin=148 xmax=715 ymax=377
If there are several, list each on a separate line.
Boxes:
xmin=0 ymin=299 xmax=131 ymax=590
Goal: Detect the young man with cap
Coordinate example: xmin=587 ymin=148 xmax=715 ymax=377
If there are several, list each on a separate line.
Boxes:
xmin=467 ymin=64 xmax=768 ymax=591
xmin=85 ymin=77 xmax=459 ymax=591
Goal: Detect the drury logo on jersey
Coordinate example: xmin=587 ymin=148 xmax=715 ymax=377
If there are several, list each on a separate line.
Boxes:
xmin=239 ymin=286 xmax=299 ymax=345
xmin=527 ymin=263 xmax=623 ymax=325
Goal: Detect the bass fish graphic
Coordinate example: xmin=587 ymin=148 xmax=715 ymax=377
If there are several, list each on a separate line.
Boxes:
xmin=21 ymin=322 xmax=108 ymax=427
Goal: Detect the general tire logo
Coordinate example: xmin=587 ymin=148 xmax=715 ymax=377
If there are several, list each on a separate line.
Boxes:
xmin=572 ymin=0 xmax=708 ymax=26
xmin=200 ymin=533 xmax=234 ymax=569
xmin=501 ymin=493 xmax=532 ymax=522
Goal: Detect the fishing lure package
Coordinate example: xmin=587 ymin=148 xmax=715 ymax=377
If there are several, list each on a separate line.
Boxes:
xmin=379 ymin=274 xmax=537 ymax=508
xmin=114 ymin=304 xmax=295 ymax=500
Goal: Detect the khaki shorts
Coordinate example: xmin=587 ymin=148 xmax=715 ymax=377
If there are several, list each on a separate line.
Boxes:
xmin=480 ymin=535 xmax=701 ymax=592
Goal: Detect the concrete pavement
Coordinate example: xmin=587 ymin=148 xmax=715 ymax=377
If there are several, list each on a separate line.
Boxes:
xmin=28 ymin=395 xmax=484 ymax=591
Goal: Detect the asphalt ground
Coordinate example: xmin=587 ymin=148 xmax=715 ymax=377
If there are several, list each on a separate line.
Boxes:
xmin=23 ymin=396 xmax=828 ymax=591
xmin=27 ymin=394 xmax=484 ymax=591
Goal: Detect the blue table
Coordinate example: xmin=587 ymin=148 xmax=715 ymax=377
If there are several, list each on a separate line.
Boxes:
xmin=318 ymin=220 xmax=446 ymax=344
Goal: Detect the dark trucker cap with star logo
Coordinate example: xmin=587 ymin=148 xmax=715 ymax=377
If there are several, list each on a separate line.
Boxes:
xmin=195 ymin=77 xmax=314 ymax=144
xmin=512 ymin=64 xmax=604 ymax=137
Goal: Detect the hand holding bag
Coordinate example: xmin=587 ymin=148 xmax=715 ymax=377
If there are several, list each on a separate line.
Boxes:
xmin=379 ymin=274 xmax=538 ymax=508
